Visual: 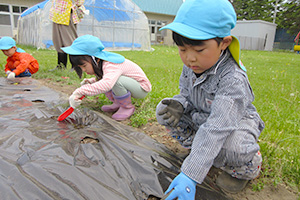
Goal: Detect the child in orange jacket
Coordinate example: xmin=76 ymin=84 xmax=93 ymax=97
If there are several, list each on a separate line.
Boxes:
xmin=0 ymin=37 xmax=39 ymax=79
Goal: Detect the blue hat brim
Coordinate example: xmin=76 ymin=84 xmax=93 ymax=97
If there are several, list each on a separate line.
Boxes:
xmin=160 ymin=22 xmax=217 ymax=40
xmin=0 ymin=37 xmax=16 ymax=50
xmin=160 ymin=25 xmax=245 ymax=71
xmin=61 ymin=46 xmax=125 ymax=64
xmin=0 ymin=45 xmax=14 ymax=50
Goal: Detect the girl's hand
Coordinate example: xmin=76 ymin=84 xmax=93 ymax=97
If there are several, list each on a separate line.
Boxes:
xmin=80 ymin=78 xmax=91 ymax=86
xmin=69 ymin=92 xmax=83 ymax=108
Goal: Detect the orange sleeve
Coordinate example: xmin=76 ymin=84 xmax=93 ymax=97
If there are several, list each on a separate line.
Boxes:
xmin=4 ymin=57 xmax=14 ymax=73
xmin=11 ymin=53 xmax=35 ymax=76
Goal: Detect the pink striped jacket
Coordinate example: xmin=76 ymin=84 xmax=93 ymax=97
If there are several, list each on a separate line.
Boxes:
xmin=74 ymin=59 xmax=152 ymax=96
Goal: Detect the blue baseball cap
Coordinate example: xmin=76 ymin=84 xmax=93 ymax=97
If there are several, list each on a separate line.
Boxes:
xmin=160 ymin=0 xmax=245 ymax=71
xmin=61 ymin=35 xmax=125 ymax=64
xmin=0 ymin=36 xmax=25 ymax=53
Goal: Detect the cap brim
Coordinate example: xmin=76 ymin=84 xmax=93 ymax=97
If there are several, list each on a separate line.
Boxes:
xmin=0 ymin=45 xmax=14 ymax=50
xmin=61 ymin=46 xmax=82 ymax=55
xmin=61 ymin=46 xmax=125 ymax=64
xmin=96 ymin=51 xmax=125 ymax=64
xmin=228 ymin=36 xmax=246 ymax=71
xmin=160 ymin=22 xmax=216 ymax=40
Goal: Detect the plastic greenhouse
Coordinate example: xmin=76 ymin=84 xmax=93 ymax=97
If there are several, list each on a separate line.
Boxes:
xmin=17 ymin=0 xmax=151 ymax=51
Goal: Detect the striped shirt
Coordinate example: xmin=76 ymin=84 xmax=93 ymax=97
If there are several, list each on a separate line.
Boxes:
xmin=74 ymin=59 xmax=152 ymax=96
xmin=173 ymin=50 xmax=264 ymax=184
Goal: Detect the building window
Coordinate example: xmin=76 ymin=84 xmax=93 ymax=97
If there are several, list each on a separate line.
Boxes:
xmin=12 ymin=5 xmax=26 ymax=28
xmin=13 ymin=6 xmax=20 ymax=13
xmin=0 ymin=4 xmax=28 ymax=37
xmin=0 ymin=4 xmax=11 ymax=26
xmin=0 ymin=5 xmax=9 ymax=12
xmin=0 ymin=14 xmax=11 ymax=25
xmin=148 ymin=19 xmax=167 ymax=44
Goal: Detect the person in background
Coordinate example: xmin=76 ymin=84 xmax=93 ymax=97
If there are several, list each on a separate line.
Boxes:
xmin=49 ymin=0 xmax=85 ymax=71
xmin=0 ymin=36 xmax=39 ymax=79
xmin=62 ymin=35 xmax=152 ymax=121
xmin=155 ymin=0 xmax=264 ymax=199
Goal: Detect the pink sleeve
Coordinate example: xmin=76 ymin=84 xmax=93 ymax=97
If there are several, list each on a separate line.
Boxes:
xmin=74 ymin=62 xmax=122 ymax=96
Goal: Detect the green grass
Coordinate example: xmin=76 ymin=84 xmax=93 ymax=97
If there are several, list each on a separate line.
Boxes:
xmin=0 ymin=45 xmax=299 ymax=192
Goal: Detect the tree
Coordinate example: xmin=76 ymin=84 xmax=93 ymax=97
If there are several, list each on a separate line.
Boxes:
xmin=276 ymin=0 xmax=300 ymax=36
xmin=231 ymin=0 xmax=300 ymax=37
xmin=231 ymin=0 xmax=281 ymax=22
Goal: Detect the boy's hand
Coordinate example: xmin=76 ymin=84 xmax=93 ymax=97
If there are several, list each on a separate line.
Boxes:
xmin=164 ymin=172 xmax=197 ymax=200
xmin=6 ymin=71 xmax=11 ymax=75
xmin=69 ymin=92 xmax=83 ymax=108
xmin=7 ymin=72 xmax=15 ymax=79
xmin=157 ymin=99 xmax=183 ymax=127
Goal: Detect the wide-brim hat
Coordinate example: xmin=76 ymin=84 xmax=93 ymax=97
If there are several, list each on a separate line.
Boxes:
xmin=160 ymin=0 xmax=245 ymax=70
xmin=0 ymin=36 xmax=26 ymax=53
xmin=0 ymin=36 xmax=16 ymax=50
xmin=61 ymin=35 xmax=125 ymax=64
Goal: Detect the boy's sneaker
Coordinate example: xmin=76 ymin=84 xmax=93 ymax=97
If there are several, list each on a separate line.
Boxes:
xmin=168 ymin=115 xmax=198 ymax=149
xmin=216 ymin=171 xmax=249 ymax=193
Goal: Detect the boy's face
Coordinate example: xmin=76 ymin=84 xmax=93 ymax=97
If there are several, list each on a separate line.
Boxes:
xmin=177 ymin=37 xmax=231 ymax=74
xmin=1 ymin=46 xmax=17 ymax=57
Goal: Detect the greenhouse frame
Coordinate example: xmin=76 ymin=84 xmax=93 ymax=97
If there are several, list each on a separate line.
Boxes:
xmin=17 ymin=0 xmax=151 ymax=51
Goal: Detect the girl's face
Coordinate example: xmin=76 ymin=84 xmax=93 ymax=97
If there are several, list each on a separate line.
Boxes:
xmin=177 ymin=36 xmax=232 ymax=74
xmin=78 ymin=60 xmax=95 ymax=75
xmin=2 ymin=47 xmax=16 ymax=57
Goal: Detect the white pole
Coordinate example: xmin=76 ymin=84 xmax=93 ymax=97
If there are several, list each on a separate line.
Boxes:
xmin=273 ymin=0 xmax=279 ymax=23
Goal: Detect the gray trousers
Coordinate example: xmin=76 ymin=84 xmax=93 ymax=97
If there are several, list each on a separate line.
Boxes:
xmin=52 ymin=13 xmax=78 ymax=53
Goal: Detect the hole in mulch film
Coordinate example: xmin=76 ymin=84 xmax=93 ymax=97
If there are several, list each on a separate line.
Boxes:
xmin=80 ymin=136 xmax=99 ymax=144
xmin=31 ymin=99 xmax=45 ymax=102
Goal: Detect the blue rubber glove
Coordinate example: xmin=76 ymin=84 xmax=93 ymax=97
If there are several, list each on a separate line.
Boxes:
xmin=165 ymin=172 xmax=197 ymax=200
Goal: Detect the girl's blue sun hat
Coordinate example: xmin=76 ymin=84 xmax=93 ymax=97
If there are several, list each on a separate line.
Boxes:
xmin=61 ymin=35 xmax=125 ymax=64
xmin=0 ymin=36 xmax=25 ymax=53
xmin=160 ymin=0 xmax=245 ymax=71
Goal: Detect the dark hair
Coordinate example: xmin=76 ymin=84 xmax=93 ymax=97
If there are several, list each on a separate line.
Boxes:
xmin=172 ymin=32 xmax=223 ymax=46
xmin=69 ymin=55 xmax=103 ymax=80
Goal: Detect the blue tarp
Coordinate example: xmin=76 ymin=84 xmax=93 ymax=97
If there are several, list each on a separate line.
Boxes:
xmin=21 ymin=0 xmax=49 ymax=17
xmin=21 ymin=0 xmax=132 ymax=22
xmin=42 ymin=40 xmax=141 ymax=49
xmin=85 ymin=0 xmax=132 ymax=21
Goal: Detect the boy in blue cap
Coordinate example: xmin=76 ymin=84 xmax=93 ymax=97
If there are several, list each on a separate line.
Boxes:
xmin=0 ymin=37 xmax=39 ymax=79
xmin=156 ymin=0 xmax=264 ymax=199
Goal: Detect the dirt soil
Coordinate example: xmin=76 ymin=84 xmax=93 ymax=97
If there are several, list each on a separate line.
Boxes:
xmin=38 ymin=78 xmax=299 ymax=200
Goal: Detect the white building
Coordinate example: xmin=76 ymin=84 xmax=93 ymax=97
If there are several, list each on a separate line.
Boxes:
xmin=0 ymin=0 xmax=42 ymax=38
xmin=232 ymin=20 xmax=277 ymax=51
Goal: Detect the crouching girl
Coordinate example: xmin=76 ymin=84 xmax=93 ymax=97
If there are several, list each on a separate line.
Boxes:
xmin=62 ymin=35 xmax=151 ymax=121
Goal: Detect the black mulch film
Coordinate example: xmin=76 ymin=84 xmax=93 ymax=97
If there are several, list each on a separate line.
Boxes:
xmin=0 ymin=77 xmax=231 ymax=200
